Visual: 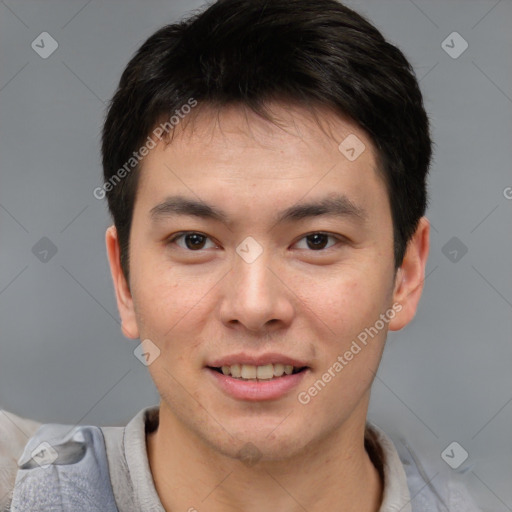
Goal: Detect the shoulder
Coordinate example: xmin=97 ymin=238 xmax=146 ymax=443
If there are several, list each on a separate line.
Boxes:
xmin=0 ymin=409 xmax=42 ymax=511
xmin=8 ymin=418 xmax=119 ymax=511
xmin=366 ymin=423 xmax=483 ymax=512
xmin=0 ymin=409 xmax=43 ymax=463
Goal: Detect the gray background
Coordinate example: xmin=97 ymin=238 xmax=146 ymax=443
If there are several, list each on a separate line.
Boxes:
xmin=0 ymin=0 xmax=510 ymax=510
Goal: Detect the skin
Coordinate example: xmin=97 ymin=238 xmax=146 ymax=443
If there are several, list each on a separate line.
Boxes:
xmin=106 ymin=103 xmax=429 ymax=512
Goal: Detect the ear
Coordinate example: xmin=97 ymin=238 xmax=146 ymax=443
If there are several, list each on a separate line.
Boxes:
xmin=105 ymin=225 xmax=140 ymax=339
xmin=388 ymin=217 xmax=430 ymax=331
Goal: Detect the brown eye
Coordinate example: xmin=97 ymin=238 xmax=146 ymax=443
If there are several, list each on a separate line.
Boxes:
xmin=294 ymin=232 xmax=339 ymax=251
xmin=306 ymin=233 xmax=329 ymax=250
xmin=168 ymin=232 xmax=216 ymax=250
xmin=183 ymin=233 xmax=207 ymax=249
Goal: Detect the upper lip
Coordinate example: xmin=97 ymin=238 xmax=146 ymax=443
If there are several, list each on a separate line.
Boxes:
xmin=207 ymin=352 xmax=309 ymax=368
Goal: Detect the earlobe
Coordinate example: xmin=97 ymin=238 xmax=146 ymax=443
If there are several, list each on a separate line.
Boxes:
xmin=388 ymin=217 xmax=430 ymax=331
xmin=105 ymin=225 xmax=140 ymax=339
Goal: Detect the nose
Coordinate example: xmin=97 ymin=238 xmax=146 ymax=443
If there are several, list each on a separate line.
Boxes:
xmin=219 ymin=248 xmax=294 ymax=334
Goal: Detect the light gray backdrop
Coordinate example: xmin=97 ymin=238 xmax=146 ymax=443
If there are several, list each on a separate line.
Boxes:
xmin=0 ymin=0 xmax=511 ymax=510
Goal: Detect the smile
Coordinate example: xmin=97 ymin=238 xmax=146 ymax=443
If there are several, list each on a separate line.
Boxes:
xmin=206 ymin=365 xmax=310 ymax=401
xmin=209 ymin=363 xmax=307 ymax=380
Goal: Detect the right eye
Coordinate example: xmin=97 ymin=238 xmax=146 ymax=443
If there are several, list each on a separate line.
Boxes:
xmin=166 ymin=231 xmax=218 ymax=251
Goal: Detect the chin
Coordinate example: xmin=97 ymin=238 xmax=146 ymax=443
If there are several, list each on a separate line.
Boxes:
xmin=204 ymin=416 xmax=320 ymax=464
xmin=224 ymin=434 xmax=310 ymax=464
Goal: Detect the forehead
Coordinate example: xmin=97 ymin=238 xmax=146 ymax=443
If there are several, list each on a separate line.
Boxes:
xmin=134 ymin=102 xmax=386 ymax=216
xmin=158 ymin=102 xmax=376 ymax=163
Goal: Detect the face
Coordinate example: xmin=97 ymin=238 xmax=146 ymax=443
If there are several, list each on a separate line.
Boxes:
xmin=107 ymin=103 xmax=429 ymax=461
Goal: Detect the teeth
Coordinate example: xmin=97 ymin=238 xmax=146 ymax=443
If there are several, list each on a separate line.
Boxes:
xmin=256 ymin=364 xmax=274 ymax=380
xmin=216 ymin=363 xmax=302 ymax=380
xmin=241 ymin=365 xmax=257 ymax=379
xmin=273 ymin=363 xmax=284 ymax=377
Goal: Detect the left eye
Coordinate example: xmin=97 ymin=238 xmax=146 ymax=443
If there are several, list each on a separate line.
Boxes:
xmin=294 ymin=232 xmax=339 ymax=251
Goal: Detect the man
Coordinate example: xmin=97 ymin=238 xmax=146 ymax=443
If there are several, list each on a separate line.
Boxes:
xmin=1 ymin=0 xmax=481 ymax=510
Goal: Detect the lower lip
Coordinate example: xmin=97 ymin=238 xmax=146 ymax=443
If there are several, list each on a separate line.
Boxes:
xmin=206 ymin=367 xmax=309 ymax=401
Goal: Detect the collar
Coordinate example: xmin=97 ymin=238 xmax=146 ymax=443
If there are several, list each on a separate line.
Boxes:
xmin=121 ymin=406 xmax=413 ymax=512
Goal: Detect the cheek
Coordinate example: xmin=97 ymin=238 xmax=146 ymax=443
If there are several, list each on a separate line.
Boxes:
xmin=296 ymin=275 xmax=387 ymax=423
xmin=130 ymin=263 xmax=215 ymax=370
xmin=131 ymin=249 xmax=199 ymax=328
xmin=301 ymin=268 xmax=385 ymax=340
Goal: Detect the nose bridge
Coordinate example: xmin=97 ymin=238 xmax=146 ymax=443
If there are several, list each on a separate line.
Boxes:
xmin=220 ymin=240 xmax=293 ymax=330
xmin=236 ymin=250 xmax=271 ymax=292
xmin=233 ymin=244 xmax=275 ymax=305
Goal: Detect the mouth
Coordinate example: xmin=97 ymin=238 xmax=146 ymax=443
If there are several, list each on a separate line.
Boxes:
xmin=205 ymin=354 xmax=311 ymax=400
xmin=207 ymin=363 xmax=309 ymax=381
xmin=206 ymin=363 xmax=310 ymax=401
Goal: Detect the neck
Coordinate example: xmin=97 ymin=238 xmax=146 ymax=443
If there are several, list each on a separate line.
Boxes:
xmin=147 ymin=404 xmax=383 ymax=512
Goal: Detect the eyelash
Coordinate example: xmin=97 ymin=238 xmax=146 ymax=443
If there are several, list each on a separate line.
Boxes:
xmin=166 ymin=231 xmax=344 ymax=251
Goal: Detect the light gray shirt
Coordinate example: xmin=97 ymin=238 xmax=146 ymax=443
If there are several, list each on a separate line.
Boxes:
xmin=0 ymin=406 xmax=482 ymax=511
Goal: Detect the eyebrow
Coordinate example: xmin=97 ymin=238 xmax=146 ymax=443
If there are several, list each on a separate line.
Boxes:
xmin=149 ymin=194 xmax=367 ymax=226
